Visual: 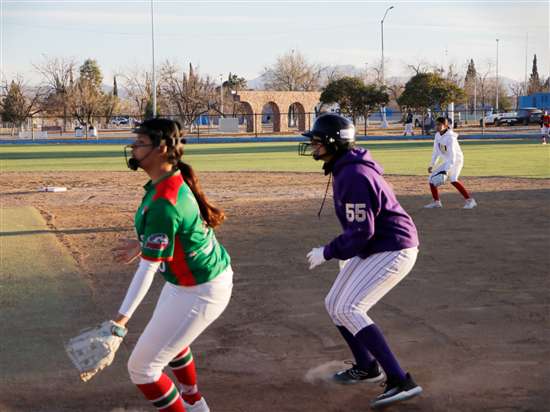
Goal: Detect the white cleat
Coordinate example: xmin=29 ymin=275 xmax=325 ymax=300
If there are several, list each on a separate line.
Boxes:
xmin=183 ymin=397 xmax=210 ymax=412
xmin=463 ymin=198 xmax=477 ymax=209
xmin=424 ymin=200 xmax=442 ymax=209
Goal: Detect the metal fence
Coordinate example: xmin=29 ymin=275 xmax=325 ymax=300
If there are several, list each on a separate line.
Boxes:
xmin=0 ymin=108 xmax=542 ymax=140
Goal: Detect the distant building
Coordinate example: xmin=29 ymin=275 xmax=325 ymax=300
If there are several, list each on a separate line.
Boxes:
xmin=519 ymin=92 xmax=550 ymax=110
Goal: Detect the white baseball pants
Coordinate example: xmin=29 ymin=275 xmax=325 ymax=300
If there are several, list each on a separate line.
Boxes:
xmin=128 ymin=266 xmax=233 ymax=384
xmin=325 ymin=248 xmax=418 ymax=336
xmin=430 ymin=158 xmax=464 ymax=183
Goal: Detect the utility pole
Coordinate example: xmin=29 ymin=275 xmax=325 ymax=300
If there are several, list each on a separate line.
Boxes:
xmin=495 ymin=38 xmax=499 ymax=112
xmin=380 ymin=5 xmax=394 ymax=128
xmin=219 ymin=74 xmax=224 ymax=116
xmin=151 ymin=0 xmax=157 ymax=118
xmin=380 ymin=5 xmax=394 ymax=86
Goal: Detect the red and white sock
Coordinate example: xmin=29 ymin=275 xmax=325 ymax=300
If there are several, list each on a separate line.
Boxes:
xmin=451 ymin=181 xmax=471 ymax=199
xmin=136 ymin=373 xmax=185 ymax=412
xmin=429 ymin=184 xmax=440 ymax=201
xmin=169 ymin=347 xmax=202 ymax=405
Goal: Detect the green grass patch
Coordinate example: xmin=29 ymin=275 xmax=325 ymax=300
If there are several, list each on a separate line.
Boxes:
xmin=0 ymin=140 xmax=548 ymax=178
xmin=0 ymin=207 xmax=96 ymax=376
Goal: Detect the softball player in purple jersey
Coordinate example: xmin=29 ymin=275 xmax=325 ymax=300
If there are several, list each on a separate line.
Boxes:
xmin=299 ymin=113 xmax=422 ymax=408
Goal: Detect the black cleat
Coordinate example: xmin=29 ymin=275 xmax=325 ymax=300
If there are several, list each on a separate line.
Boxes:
xmin=333 ymin=362 xmax=385 ymax=384
xmin=370 ymin=372 xmax=422 ymax=408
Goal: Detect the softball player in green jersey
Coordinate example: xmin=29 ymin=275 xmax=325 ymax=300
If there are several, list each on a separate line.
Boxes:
xmin=112 ymin=118 xmax=232 ymax=412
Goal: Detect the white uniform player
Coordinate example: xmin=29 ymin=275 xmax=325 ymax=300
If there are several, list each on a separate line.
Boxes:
xmin=429 ymin=126 xmax=464 ymax=182
xmin=425 ymin=117 xmax=477 ymax=209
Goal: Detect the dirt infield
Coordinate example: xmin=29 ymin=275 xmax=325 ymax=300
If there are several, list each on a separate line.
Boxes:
xmin=1 ymin=171 xmax=549 ymax=412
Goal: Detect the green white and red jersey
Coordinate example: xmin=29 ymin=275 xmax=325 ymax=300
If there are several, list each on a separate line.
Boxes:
xmin=135 ymin=170 xmax=230 ymax=286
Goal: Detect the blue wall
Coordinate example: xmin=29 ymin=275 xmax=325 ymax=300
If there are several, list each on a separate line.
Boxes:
xmin=519 ymin=92 xmax=550 ymax=109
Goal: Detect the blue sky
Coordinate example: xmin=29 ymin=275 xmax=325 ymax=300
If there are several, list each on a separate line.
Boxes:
xmin=1 ymin=0 xmax=549 ymax=85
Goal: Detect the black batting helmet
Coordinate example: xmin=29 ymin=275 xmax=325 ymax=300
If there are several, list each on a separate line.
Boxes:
xmin=299 ymin=113 xmax=356 ymax=157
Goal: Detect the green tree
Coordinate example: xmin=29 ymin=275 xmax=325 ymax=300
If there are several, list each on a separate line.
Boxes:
xmin=79 ymin=58 xmax=103 ymax=90
xmin=144 ymin=97 xmax=161 ymax=120
xmin=69 ymin=59 xmax=105 ymax=130
xmin=320 ymin=77 xmax=389 ymax=122
xmin=464 ymin=59 xmax=477 ymax=113
xmin=527 ymin=54 xmax=542 ymax=94
xmin=113 ymin=75 xmax=118 ymax=97
xmin=223 ymin=72 xmax=247 ymax=93
xmin=1 ymin=78 xmax=45 ymax=134
xmin=398 ymin=72 xmax=465 ymax=114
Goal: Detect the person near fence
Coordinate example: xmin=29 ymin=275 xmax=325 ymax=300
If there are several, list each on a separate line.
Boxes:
xmin=403 ymin=110 xmax=414 ymax=136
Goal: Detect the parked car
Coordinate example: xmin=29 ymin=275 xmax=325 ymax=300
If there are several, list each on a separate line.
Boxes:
xmin=495 ymin=112 xmax=518 ymax=126
xmin=480 ymin=111 xmax=517 ymax=126
xmin=111 ymin=116 xmax=129 ymax=126
xmin=480 ymin=112 xmax=498 ymax=126
xmin=514 ymin=107 xmax=543 ymax=125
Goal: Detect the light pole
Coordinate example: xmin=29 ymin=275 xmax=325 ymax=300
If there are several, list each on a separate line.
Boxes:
xmin=150 ymin=0 xmax=157 ymax=118
xmin=380 ymin=5 xmax=394 ymax=129
xmin=219 ymin=74 xmax=224 ymax=117
xmin=495 ymin=38 xmax=499 ymax=112
xmin=380 ymin=5 xmax=394 ymax=86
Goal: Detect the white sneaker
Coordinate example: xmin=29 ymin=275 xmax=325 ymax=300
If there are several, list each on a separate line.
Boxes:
xmin=424 ymin=200 xmax=442 ymax=209
xmin=183 ymin=397 xmax=210 ymax=412
xmin=463 ymin=198 xmax=477 ymax=209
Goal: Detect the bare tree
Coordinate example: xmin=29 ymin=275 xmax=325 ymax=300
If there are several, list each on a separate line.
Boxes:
xmin=477 ymin=61 xmax=493 ymax=111
xmin=1 ymin=75 xmax=46 ymax=135
xmin=160 ymin=61 xmax=217 ymax=129
xmin=406 ymin=60 xmax=431 ymax=76
xmin=120 ymin=67 xmax=156 ymax=116
xmin=33 ymin=55 xmax=77 ymax=131
xmin=509 ymin=81 xmax=525 ymax=109
xmin=386 ymin=80 xmax=405 ymax=111
xmin=263 ymin=50 xmax=321 ymax=91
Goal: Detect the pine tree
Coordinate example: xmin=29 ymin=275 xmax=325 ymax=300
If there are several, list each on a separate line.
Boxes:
xmin=465 ymin=59 xmax=477 ymax=84
xmin=464 ymin=59 xmax=477 ymax=113
xmin=527 ymin=54 xmax=542 ymax=94
xmin=113 ymin=76 xmax=118 ymax=97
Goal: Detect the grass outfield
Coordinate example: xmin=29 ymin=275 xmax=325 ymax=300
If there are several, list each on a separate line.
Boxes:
xmin=0 ymin=139 xmax=548 ymax=178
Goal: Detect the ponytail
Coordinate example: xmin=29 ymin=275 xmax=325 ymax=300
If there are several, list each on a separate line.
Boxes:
xmin=176 ymin=161 xmax=225 ymax=228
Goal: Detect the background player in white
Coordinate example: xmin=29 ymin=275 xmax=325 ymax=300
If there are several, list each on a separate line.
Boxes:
xmin=425 ymin=117 xmax=477 ymax=209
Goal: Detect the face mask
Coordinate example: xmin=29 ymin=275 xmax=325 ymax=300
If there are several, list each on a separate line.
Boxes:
xmin=124 ymin=143 xmax=154 ymax=171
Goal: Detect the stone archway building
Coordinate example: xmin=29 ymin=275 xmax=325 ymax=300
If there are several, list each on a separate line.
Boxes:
xmin=233 ymin=91 xmax=320 ymax=133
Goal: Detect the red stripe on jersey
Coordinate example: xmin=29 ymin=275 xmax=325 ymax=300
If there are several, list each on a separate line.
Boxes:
xmin=141 ymin=255 xmax=174 ymax=262
xmin=153 ymin=173 xmax=183 ymax=206
xmin=168 ymin=236 xmax=196 ymax=286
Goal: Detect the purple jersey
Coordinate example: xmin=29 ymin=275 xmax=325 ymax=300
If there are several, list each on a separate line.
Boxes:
xmin=323 ymin=148 xmax=419 ymax=261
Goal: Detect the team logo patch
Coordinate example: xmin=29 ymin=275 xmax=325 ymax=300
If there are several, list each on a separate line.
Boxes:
xmin=144 ymin=233 xmax=169 ymax=251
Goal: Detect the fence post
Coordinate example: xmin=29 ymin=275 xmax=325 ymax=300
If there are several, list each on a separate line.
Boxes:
xmin=255 ymin=113 xmax=258 ymax=138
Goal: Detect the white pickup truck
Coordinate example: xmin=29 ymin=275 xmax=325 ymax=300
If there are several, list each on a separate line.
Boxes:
xmin=480 ymin=112 xmax=517 ymax=126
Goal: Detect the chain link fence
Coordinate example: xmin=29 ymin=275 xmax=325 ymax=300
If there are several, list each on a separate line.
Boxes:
xmin=0 ymin=108 xmax=543 ymax=140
